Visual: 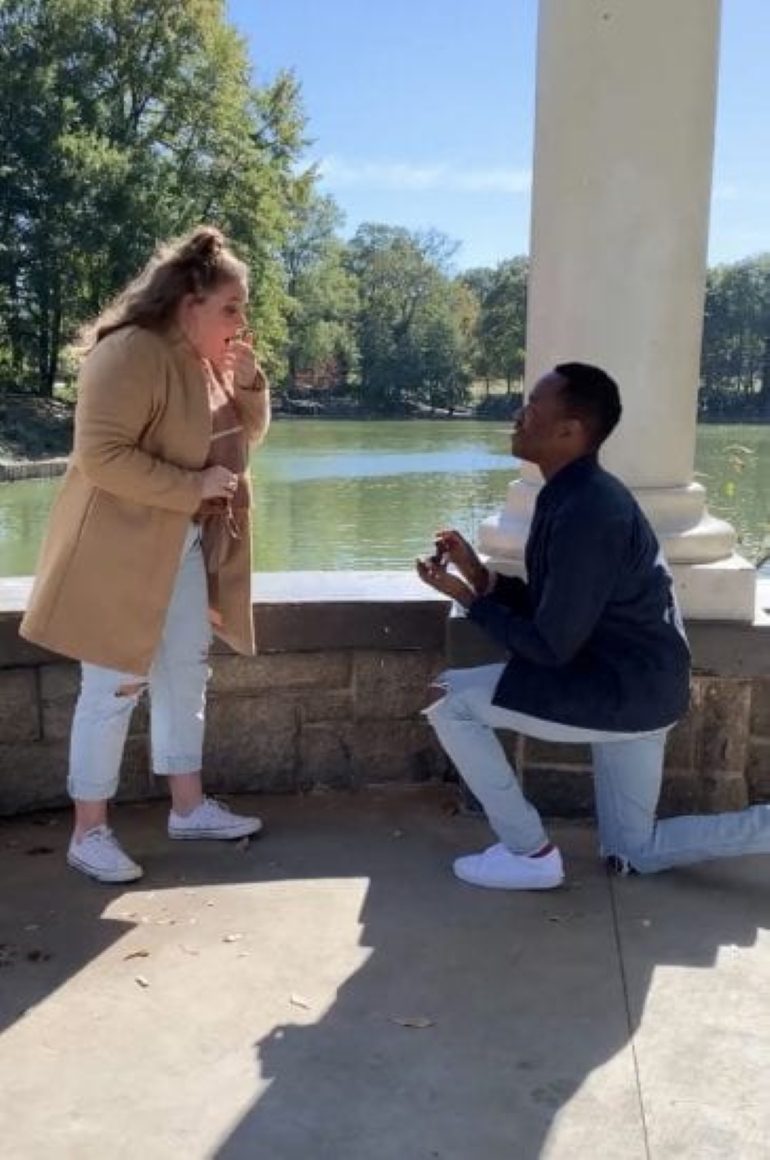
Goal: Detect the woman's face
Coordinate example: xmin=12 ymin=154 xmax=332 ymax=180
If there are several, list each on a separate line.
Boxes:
xmin=179 ymin=279 xmax=248 ymax=364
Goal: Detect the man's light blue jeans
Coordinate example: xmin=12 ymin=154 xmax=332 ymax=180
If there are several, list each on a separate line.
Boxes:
xmin=68 ymin=523 xmax=212 ymax=801
xmin=426 ymin=664 xmax=770 ymax=874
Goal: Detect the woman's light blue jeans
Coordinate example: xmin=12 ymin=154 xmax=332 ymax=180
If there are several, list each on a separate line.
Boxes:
xmin=68 ymin=523 xmax=212 ymax=801
xmin=426 ymin=664 xmax=770 ymax=874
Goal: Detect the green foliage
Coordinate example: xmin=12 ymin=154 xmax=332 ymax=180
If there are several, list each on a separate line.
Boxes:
xmin=0 ymin=0 xmax=307 ymax=393
xmin=2 ymin=3 xmax=767 ymax=418
xmin=281 ymin=192 xmax=358 ymax=386
xmin=460 ymin=258 xmax=528 ymax=393
xmin=345 ymin=224 xmax=470 ymax=411
xmin=700 ymin=255 xmax=770 ymax=419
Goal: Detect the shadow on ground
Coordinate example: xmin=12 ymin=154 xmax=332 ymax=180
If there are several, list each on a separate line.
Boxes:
xmin=1 ymin=789 xmax=768 ymax=1159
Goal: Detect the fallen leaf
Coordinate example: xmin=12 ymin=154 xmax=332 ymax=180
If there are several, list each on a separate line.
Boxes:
xmin=179 ymin=945 xmax=199 ymax=956
xmin=388 ymin=1016 xmax=435 ymax=1030
xmin=135 ymin=975 xmax=150 ymax=988
xmin=223 ymin=933 xmax=243 ymax=944
xmin=123 ymin=950 xmax=150 ymax=961
xmin=290 ymin=994 xmax=311 ymax=1010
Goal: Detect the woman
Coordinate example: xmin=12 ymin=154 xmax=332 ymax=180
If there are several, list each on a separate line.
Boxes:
xmin=20 ymin=226 xmax=270 ymax=883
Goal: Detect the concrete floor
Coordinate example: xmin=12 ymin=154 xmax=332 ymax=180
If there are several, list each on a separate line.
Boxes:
xmin=0 ymin=787 xmax=768 ymax=1160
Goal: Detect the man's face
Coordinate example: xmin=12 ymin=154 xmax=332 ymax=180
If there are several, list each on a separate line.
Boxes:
xmin=511 ymin=372 xmax=573 ymax=464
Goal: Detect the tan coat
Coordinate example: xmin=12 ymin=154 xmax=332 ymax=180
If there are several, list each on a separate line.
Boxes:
xmin=20 ymin=325 xmax=269 ymax=675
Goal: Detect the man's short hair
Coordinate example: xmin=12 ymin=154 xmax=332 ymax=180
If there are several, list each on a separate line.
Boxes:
xmin=553 ymin=362 xmax=622 ymax=448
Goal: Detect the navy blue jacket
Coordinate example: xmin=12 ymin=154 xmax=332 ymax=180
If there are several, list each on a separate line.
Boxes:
xmin=468 ymin=455 xmax=691 ymax=732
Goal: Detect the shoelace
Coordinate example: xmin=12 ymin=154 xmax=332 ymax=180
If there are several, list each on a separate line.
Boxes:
xmin=83 ymin=825 xmax=116 ymax=844
xmin=200 ymin=796 xmax=233 ymax=814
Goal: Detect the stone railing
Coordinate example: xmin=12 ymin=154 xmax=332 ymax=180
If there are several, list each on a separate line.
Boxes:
xmin=0 ymin=573 xmax=768 ymax=817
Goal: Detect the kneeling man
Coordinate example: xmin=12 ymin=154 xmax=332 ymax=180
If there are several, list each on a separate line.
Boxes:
xmin=418 ymin=363 xmax=770 ymax=889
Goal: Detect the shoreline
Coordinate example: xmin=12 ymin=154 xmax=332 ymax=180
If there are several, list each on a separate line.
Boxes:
xmin=0 ymin=411 xmax=767 ymax=484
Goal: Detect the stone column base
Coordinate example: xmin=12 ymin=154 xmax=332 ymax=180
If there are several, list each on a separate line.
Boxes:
xmin=479 ymin=479 xmax=758 ymax=622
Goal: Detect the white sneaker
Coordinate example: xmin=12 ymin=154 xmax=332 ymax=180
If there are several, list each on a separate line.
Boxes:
xmin=168 ymin=796 xmax=263 ymax=841
xmin=67 ymin=826 xmax=144 ymax=884
xmin=453 ymin=842 xmax=564 ymax=890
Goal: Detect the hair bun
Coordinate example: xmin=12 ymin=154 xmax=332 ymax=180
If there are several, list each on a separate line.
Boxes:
xmin=179 ymin=226 xmax=225 ymax=267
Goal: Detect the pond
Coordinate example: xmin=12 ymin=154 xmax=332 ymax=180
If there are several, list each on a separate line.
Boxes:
xmin=0 ymin=420 xmax=767 ymax=576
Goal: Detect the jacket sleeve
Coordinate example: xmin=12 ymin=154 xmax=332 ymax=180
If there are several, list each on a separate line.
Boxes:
xmin=73 ymin=331 xmax=204 ymax=514
xmin=491 ymin=573 xmax=532 ymax=616
xmin=234 ymin=364 xmax=271 ymax=446
xmin=468 ymin=505 xmax=629 ymax=665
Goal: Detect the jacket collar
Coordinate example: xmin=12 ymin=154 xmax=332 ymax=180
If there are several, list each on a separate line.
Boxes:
xmin=537 ymin=453 xmax=600 ymax=508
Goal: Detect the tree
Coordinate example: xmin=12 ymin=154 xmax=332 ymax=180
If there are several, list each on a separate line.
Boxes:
xmin=281 ymin=191 xmax=358 ymax=387
xmin=346 ymin=223 xmax=470 ymax=411
xmin=700 ymin=255 xmax=770 ymax=418
xmin=0 ymin=0 xmax=308 ymax=394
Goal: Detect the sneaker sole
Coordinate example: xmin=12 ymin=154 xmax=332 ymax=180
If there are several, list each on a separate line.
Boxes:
xmin=453 ymin=866 xmax=564 ymax=891
xmin=168 ymin=821 xmax=263 ymax=841
xmin=67 ymin=853 xmax=144 ymax=884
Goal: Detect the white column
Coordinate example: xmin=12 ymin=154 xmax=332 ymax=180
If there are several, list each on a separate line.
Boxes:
xmin=480 ymin=0 xmax=756 ymax=620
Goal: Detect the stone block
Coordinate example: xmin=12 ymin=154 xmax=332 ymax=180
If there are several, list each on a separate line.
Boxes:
xmin=663 ymin=711 xmax=696 ymax=774
xmin=0 ymin=669 xmax=39 ymax=744
xmin=299 ymin=690 xmax=355 ymax=723
xmin=203 ymin=694 xmax=298 ymax=792
xmin=39 ymin=662 xmax=80 ymax=700
xmin=695 ymin=772 xmax=749 ymax=814
xmin=746 ymin=740 xmax=770 ymax=802
xmin=522 ymin=739 xmax=591 ymax=768
xmin=0 ymin=741 xmax=69 ymax=814
xmin=297 ymin=723 xmax=357 ymax=791
xmin=298 ymin=719 xmax=447 ymax=791
xmin=255 ymin=601 xmax=448 ymax=653
xmin=353 ymin=650 xmax=444 ymax=720
xmin=524 ymin=768 xmax=595 ymax=818
xmin=116 ymin=736 xmax=155 ymax=803
xmin=657 ymin=772 xmax=700 ymax=817
xmin=750 ymin=678 xmax=770 ymax=739
xmin=210 ymin=652 xmax=351 ymax=694
xmin=693 ymin=677 xmax=751 ymax=775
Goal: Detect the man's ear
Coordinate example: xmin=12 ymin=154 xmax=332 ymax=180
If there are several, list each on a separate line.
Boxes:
xmin=558 ymin=417 xmax=582 ymax=442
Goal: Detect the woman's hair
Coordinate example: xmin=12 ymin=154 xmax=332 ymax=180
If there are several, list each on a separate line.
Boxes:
xmin=77 ymin=226 xmax=248 ymax=351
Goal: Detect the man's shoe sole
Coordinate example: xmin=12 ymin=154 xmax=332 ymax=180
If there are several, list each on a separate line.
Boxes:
xmin=453 ymin=867 xmax=564 ymax=890
xmin=67 ymin=853 xmax=144 ymax=884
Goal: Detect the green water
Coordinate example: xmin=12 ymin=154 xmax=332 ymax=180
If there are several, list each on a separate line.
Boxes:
xmin=0 ymin=421 xmax=767 ymax=575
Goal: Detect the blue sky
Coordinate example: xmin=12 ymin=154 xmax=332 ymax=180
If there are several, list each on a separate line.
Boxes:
xmin=227 ymin=0 xmax=770 ymax=270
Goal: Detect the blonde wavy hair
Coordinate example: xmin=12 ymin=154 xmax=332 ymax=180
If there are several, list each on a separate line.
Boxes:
xmin=77 ymin=225 xmax=248 ymax=352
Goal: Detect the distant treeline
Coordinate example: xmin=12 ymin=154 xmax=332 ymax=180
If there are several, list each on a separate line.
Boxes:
xmin=1 ymin=2 xmax=767 ymax=419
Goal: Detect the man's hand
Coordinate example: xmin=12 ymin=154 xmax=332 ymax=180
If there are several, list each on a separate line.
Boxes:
xmin=415 ymin=557 xmax=475 ymax=607
xmin=434 ymin=529 xmax=488 ymax=593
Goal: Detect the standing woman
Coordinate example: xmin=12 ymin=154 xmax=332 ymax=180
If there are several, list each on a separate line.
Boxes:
xmin=21 ymin=226 xmax=270 ymax=883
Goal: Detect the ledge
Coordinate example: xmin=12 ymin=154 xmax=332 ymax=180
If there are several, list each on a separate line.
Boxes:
xmin=0 ymin=571 xmax=767 ymax=673
xmin=0 ymin=572 xmax=452 ymax=665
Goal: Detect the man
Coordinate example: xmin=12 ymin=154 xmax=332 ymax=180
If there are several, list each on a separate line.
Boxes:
xmin=417 ymin=362 xmax=770 ymax=889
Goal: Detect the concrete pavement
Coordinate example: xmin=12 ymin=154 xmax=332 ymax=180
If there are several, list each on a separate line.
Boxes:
xmin=0 ymin=788 xmax=768 ymax=1159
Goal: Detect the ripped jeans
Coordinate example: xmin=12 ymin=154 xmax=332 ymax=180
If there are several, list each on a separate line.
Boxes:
xmin=426 ymin=664 xmax=770 ymax=874
xmin=68 ymin=523 xmax=212 ymax=801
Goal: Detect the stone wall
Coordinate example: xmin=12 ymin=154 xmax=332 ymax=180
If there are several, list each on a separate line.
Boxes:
xmin=0 ymin=573 xmax=768 ymax=817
